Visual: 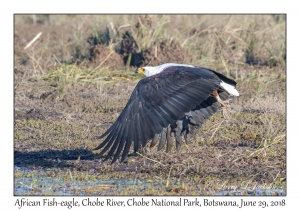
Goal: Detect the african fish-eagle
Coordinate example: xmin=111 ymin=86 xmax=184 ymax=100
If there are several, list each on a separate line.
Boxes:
xmin=94 ymin=63 xmax=239 ymax=163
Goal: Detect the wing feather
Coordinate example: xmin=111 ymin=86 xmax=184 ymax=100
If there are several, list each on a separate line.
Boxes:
xmin=121 ymin=119 xmax=134 ymax=162
xmin=104 ymin=123 xmax=126 ymax=161
xmin=95 ymin=66 xmax=223 ymax=163
xmin=97 ymin=123 xmax=122 ymax=155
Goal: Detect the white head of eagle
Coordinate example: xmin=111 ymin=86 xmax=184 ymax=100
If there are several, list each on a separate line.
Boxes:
xmin=95 ymin=63 xmax=239 ymax=164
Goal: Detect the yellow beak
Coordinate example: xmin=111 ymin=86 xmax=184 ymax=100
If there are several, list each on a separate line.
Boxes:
xmin=135 ymin=68 xmax=145 ymax=74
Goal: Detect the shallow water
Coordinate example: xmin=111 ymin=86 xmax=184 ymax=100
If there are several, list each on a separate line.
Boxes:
xmin=14 ymin=166 xmax=286 ymax=196
xmin=213 ymin=189 xmax=286 ymax=196
xmin=14 ymin=166 xmax=158 ymax=196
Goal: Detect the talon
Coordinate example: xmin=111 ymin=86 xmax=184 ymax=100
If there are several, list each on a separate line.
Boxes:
xmin=212 ymin=90 xmax=232 ymax=121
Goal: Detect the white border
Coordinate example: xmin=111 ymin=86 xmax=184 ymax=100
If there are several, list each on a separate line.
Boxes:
xmin=3 ymin=0 xmax=297 ymax=209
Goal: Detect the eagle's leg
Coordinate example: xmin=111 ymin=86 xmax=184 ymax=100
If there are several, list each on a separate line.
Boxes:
xmin=211 ymin=90 xmax=231 ymax=121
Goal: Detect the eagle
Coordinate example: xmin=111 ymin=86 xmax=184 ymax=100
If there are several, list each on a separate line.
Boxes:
xmin=94 ymin=63 xmax=239 ymax=163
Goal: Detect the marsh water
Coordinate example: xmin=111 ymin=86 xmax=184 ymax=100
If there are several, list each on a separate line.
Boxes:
xmin=14 ymin=166 xmax=286 ymax=196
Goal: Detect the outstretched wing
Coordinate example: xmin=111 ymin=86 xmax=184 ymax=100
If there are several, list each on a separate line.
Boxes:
xmin=94 ymin=66 xmax=222 ymax=163
xmin=150 ymin=91 xmax=230 ymax=151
